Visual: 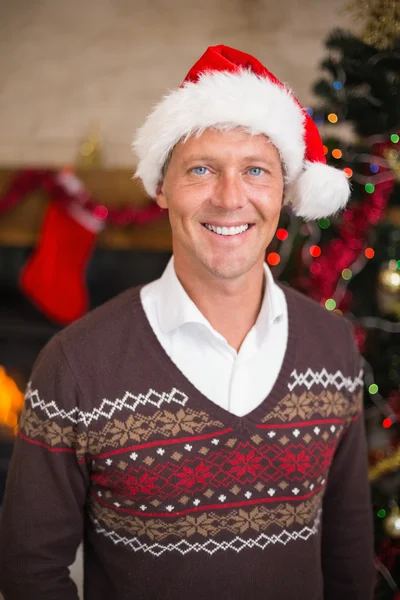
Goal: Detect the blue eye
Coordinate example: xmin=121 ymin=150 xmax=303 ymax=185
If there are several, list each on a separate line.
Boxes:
xmin=191 ymin=166 xmax=209 ymax=175
xmin=248 ymin=167 xmax=264 ymax=176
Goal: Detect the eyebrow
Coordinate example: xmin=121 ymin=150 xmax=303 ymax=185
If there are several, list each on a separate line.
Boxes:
xmin=182 ymin=155 xmax=276 ymax=166
xmin=241 ymin=155 xmax=275 ymax=166
xmin=181 ymin=156 xmax=215 ymax=166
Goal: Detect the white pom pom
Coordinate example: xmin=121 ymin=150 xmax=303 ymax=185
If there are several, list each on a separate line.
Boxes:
xmin=287 ymin=161 xmax=351 ymax=221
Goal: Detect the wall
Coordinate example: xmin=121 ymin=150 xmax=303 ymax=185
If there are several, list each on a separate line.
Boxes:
xmin=0 ymin=0 xmax=355 ymax=167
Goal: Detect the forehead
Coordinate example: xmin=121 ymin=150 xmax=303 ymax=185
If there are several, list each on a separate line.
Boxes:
xmin=171 ymin=127 xmax=281 ymax=164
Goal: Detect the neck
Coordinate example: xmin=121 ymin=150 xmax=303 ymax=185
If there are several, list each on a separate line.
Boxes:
xmin=173 ymin=256 xmax=265 ymax=352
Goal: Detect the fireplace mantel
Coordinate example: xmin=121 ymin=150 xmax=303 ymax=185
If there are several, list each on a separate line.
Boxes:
xmin=0 ymin=168 xmax=172 ymax=251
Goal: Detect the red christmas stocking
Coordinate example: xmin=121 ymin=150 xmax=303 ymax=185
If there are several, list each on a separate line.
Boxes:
xmin=20 ymin=200 xmax=104 ymax=325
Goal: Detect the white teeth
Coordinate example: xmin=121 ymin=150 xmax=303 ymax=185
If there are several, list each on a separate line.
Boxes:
xmin=204 ymin=224 xmax=249 ymax=236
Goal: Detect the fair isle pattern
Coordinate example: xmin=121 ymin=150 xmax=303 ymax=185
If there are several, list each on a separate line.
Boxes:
xmin=90 ymin=435 xmax=337 ymax=508
xmin=288 ymin=368 xmax=364 ymax=393
xmin=90 ymin=492 xmax=323 ymax=541
xmin=19 ymin=408 xmax=77 ymax=448
xmin=20 ymin=361 xmax=359 ymax=559
xmin=261 ymin=390 xmax=363 ymax=424
xmin=81 ymin=409 xmax=226 ymax=454
xmin=90 ymin=510 xmax=321 ymax=556
xmin=19 ymin=405 xmax=225 ymax=457
xmin=24 ymin=382 xmax=189 ymax=427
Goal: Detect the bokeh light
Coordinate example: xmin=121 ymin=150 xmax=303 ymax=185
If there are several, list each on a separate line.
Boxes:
xmin=267 ymin=252 xmax=280 ymax=266
xmin=342 ymin=269 xmax=352 ymax=280
xmin=325 ymin=299 xmax=336 ymax=310
xmin=276 ymin=228 xmax=288 ymax=241
xmin=310 ymin=245 xmax=321 ymax=258
xmin=318 ymin=218 xmax=330 ymax=229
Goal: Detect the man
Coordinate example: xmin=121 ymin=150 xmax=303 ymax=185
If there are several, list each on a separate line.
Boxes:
xmin=0 ymin=45 xmax=375 ymax=599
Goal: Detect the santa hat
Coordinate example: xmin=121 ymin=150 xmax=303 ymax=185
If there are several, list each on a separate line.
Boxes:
xmin=133 ymin=44 xmax=350 ymax=221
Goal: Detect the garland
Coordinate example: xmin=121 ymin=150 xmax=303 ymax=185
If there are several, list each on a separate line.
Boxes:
xmin=369 ymin=446 xmax=400 ymax=482
xmin=0 ymin=169 xmax=164 ymax=226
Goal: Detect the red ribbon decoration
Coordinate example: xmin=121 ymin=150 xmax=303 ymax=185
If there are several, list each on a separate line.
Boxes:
xmin=304 ymin=139 xmax=396 ymax=309
xmin=0 ymin=169 xmax=164 ymax=226
xmin=0 ymin=170 xmax=44 ymax=217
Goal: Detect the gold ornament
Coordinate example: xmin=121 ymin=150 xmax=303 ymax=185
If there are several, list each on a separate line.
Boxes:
xmin=383 ymin=503 xmax=400 ymax=538
xmin=77 ymin=120 xmax=102 ymax=168
xmin=383 ymin=147 xmax=400 ymax=182
xmin=346 ymin=0 xmax=400 ymax=49
xmin=377 ymin=260 xmax=400 ymax=319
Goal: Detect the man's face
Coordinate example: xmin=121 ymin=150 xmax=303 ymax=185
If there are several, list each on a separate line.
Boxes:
xmin=157 ymin=127 xmax=284 ymax=281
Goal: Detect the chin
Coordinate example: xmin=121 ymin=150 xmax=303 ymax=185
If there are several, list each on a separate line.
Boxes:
xmin=202 ymin=257 xmax=257 ymax=280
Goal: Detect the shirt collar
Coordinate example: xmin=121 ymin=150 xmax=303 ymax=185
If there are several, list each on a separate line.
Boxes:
xmin=156 ymin=256 xmax=284 ymax=339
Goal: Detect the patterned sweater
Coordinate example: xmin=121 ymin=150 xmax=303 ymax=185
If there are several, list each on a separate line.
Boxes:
xmin=0 ymin=284 xmax=375 ymax=600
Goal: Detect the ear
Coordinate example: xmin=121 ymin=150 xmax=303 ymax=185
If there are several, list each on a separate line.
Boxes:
xmin=155 ymin=180 xmax=168 ymax=209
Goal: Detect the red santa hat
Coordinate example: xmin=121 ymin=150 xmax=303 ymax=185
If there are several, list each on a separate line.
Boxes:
xmin=133 ymin=44 xmax=350 ymax=220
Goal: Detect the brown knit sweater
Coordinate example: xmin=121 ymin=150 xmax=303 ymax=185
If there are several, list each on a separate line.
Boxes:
xmin=0 ymin=284 xmax=375 ymax=600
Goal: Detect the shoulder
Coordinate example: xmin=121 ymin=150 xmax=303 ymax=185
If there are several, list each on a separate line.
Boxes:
xmin=38 ymin=286 xmax=145 ymax=379
xmin=60 ymin=286 xmax=141 ymax=345
xmin=280 ymin=283 xmax=357 ymax=371
xmin=281 ymin=282 xmax=351 ymax=337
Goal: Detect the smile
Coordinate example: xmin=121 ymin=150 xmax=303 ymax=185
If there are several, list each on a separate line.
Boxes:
xmin=202 ymin=223 xmax=253 ymax=236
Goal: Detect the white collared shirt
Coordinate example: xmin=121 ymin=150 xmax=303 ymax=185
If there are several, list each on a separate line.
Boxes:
xmin=140 ymin=258 xmax=288 ymax=417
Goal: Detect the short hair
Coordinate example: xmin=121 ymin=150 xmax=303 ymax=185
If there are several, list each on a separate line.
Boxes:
xmin=159 ymin=126 xmax=288 ymax=185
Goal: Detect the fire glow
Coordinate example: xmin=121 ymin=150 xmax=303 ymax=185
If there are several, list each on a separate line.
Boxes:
xmin=0 ymin=366 xmax=24 ymax=435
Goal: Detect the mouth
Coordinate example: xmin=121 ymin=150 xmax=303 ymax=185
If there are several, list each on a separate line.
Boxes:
xmin=201 ymin=223 xmax=255 ymax=237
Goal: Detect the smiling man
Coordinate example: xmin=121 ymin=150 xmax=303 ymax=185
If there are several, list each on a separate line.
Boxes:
xmin=0 ymin=45 xmax=375 ymax=600
xmin=154 ymin=128 xmax=285 ymax=352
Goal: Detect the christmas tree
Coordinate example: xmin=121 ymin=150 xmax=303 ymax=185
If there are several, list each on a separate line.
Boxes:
xmin=270 ymin=1 xmax=400 ymax=596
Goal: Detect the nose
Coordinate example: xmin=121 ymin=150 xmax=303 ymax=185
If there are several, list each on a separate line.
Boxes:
xmin=211 ymin=171 xmax=247 ymax=211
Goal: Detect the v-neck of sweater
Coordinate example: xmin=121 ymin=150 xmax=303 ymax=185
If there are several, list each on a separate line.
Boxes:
xmin=131 ymin=283 xmax=300 ymax=431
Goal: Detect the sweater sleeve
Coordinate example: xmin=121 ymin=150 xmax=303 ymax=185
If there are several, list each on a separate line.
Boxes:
xmin=321 ymin=320 xmax=376 ymax=600
xmin=0 ymin=334 xmax=89 ymax=600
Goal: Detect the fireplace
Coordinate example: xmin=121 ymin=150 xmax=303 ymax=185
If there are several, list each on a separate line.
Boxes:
xmin=0 ymin=244 xmax=171 ymax=502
